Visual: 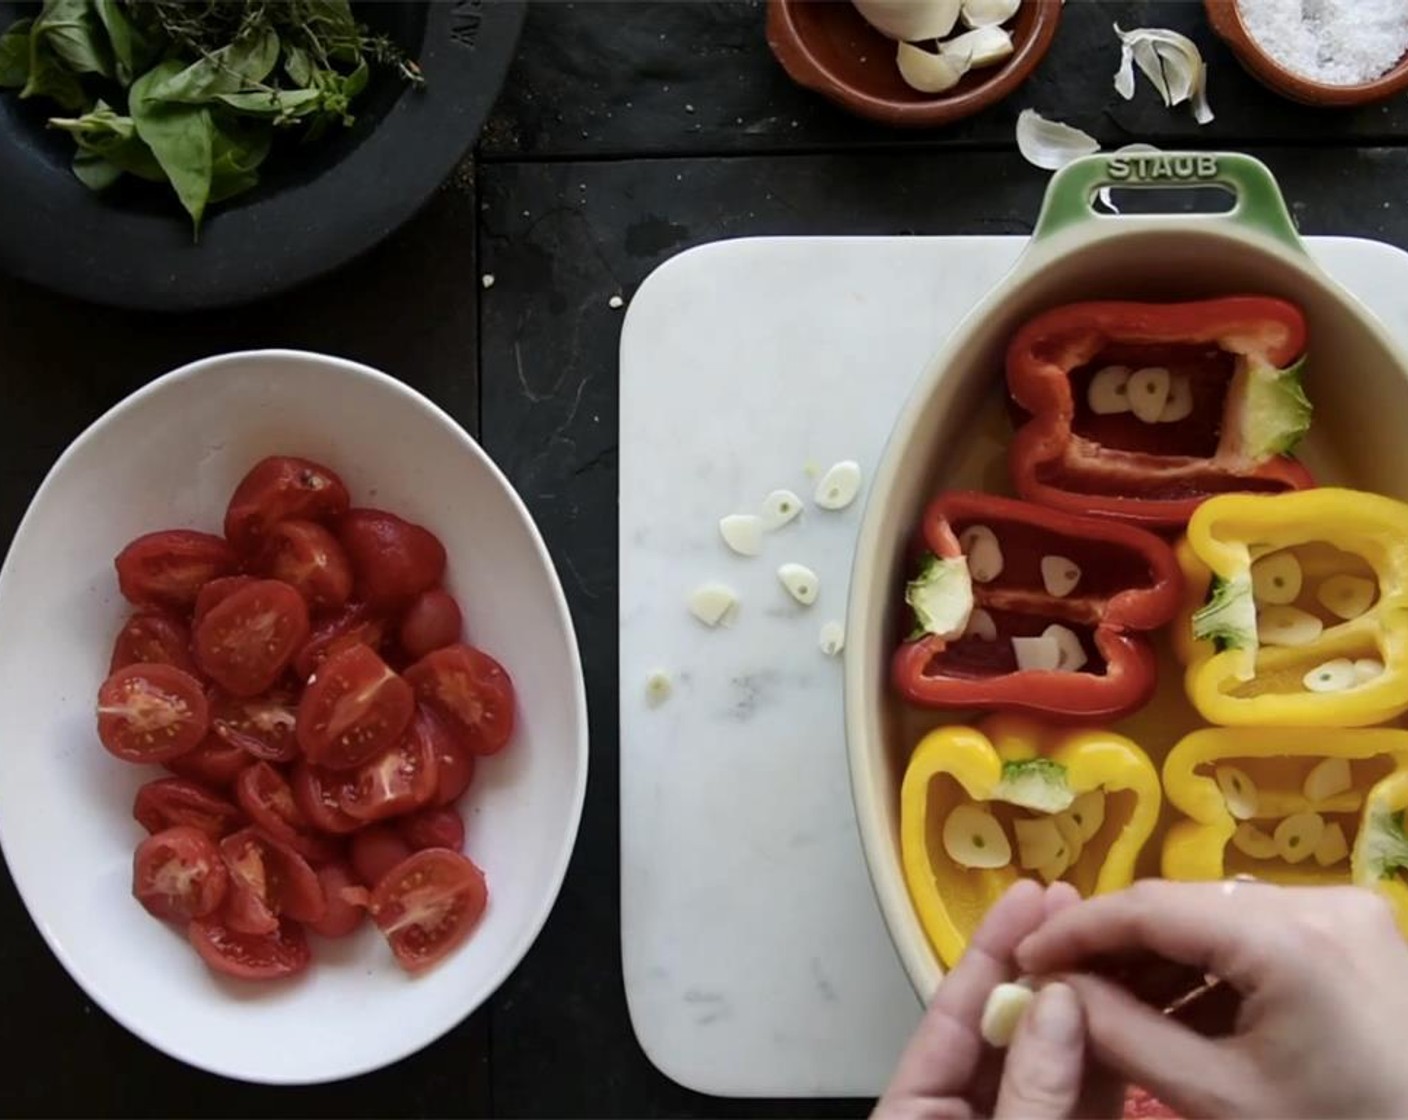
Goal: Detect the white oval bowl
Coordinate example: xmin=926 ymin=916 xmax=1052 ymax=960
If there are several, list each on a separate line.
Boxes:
xmin=0 ymin=350 xmax=588 ymax=1084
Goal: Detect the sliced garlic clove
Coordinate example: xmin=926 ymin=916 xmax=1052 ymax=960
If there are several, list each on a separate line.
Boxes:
xmin=1274 ymin=811 xmax=1325 ymax=865
xmin=960 ymin=0 xmax=1020 ymax=28
xmin=719 ymin=513 xmax=765 ymax=557
xmin=1069 ymin=789 xmax=1106 ymax=842
xmin=778 ymin=562 xmax=820 ymax=606
xmin=1304 ymin=658 xmax=1356 ymax=694
xmin=980 ymin=981 xmax=1035 ymax=1048
xmin=1043 ymin=623 xmax=1089 ymax=672
xmin=1317 ymin=574 xmax=1376 ymax=621
xmin=1040 ymin=555 xmax=1082 ymax=598
xmin=1014 ymin=816 xmax=1065 ymax=870
xmin=645 ymin=670 xmax=673 ymax=707
xmin=1251 ymin=551 xmax=1303 ymax=606
xmin=1054 ymin=811 xmax=1085 ymax=865
xmin=959 ymin=524 xmax=1004 ymax=583
xmin=1036 ymin=844 xmax=1072 ymax=884
xmin=1215 ymin=765 xmax=1259 ymax=820
xmin=1012 ymin=634 xmax=1061 ymax=672
xmin=853 ymin=0 xmax=961 ymax=41
xmin=1015 ymin=109 xmax=1100 ymax=172
xmin=896 ymin=39 xmax=971 ymax=93
xmin=1314 ymin=821 xmax=1350 ymax=867
xmin=819 ymin=620 xmax=845 ymax=657
xmin=688 ymin=583 xmax=739 ymax=627
xmin=940 ymin=24 xmax=1014 ymax=67
xmin=942 ymin=804 xmax=1012 ymax=869
xmin=814 ymin=460 xmax=863 ymax=510
xmin=965 ymin=608 xmax=998 ymax=641
xmin=1303 ymin=756 xmax=1353 ymax=804
xmin=1087 ymin=365 xmax=1133 ymax=415
xmin=1258 ymin=605 xmax=1324 ymax=647
xmin=761 ymin=489 xmax=803 ymax=530
xmin=1128 ymin=366 xmax=1172 ymax=423
xmin=1353 ymin=657 xmax=1385 ymax=684
xmin=1157 ymin=374 xmax=1194 ymax=422
xmin=1231 ymin=822 xmax=1277 ymax=860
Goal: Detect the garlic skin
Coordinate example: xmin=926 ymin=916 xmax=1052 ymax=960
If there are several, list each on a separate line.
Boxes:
xmin=1016 ymin=110 xmax=1100 ymax=172
xmin=853 ymin=0 xmax=961 ymax=42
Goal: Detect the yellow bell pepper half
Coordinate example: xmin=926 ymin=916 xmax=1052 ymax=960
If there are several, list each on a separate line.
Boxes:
xmin=900 ymin=714 xmax=1162 ymax=968
xmin=1176 ymin=488 xmax=1408 ymax=727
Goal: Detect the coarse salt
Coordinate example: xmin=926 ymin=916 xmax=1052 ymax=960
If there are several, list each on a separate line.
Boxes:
xmin=1237 ymin=0 xmax=1408 ymax=86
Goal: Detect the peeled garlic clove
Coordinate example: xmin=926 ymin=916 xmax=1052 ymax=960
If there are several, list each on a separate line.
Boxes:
xmin=1043 ymin=623 xmax=1089 ymax=672
xmin=1128 ymin=366 xmax=1172 ymax=423
xmin=814 ymin=460 xmax=863 ymax=510
xmin=1317 ymin=574 xmax=1376 ymax=621
xmin=1087 ymin=365 xmax=1133 ymax=415
xmin=896 ymin=40 xmax=971 ymax=93
xmin=1354 ymin=657 xmax=1385 ymax=684
xmin=645 ymin=670 xmax=673 ymax=706
xmin=819 ymin=620 xmax=845 ymax=657
xmin=942 ymin=804 xmax=1012 ymax=869
xmin=1215 ymin=765 xmax=1258 ymax=820
xmin=761 ymin=489 xmax=803 ymax=530
xmin=965 ymin=608 xmax=998 ymax=641
xmin=1303 ymin=756 xmax=1353 ymax=804
xmin=688 ymin=583 xmax=739 ymax=627
xmin=1158 ymin=374 xmax=1194 ymax=422
xmin=961 ymin=0 xmax=1020 ymax=28
xmin=1274 ymin=811 xmax=1325 ymax=865
xmin=1012 ymin=634 xmax=1061 ymax=672
xmin=1231 ymin=822 xmax=1277 ymax=860
xmin=1314 ymin=821 xmax=1350 ymax=867
xmin=853 ymin=0 xmax=961 ymax=41
xmin=1014 ymin=816 xmax=1065 ymax=870
xmin=1258 ymin=605 xmax=1323 ymax=647
xmin=1069 ymin=789 xmax=1105 ymax=842
xmin=1040 ymin=555 xmax=1082 ymax=598
xmin=1054 ymin=811 xmax=1085 ymax=864
xmin=778 ymin=562 xmax=820 ymax=606
xmin=1251 ymin=552 xmax=1303 ymax=606
xmin=941 ymin=24 xmax=1014 ymax=68
xmin=719 ymin=513 xmax=765 ymax=556
xmin=1304 ymin=658 xmax=1356 ymax=694
xmin=980 ymin=981 xmax=1034 ymax=1048
xmin=960 ymin=524 xmax=1004 ymax=583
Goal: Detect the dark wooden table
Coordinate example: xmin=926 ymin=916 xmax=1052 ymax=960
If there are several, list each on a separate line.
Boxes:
xmin=2 ymin=1 xmax=1407 ymax=1115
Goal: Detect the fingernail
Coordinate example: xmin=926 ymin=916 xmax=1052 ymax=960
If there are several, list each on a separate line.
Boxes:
xmin=1028 ymin=981 xmax=1082 ymax=1045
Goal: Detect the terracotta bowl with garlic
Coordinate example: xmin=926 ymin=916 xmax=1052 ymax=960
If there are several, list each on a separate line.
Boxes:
xmin=767 ymin=0 xmax=1062 ymax=128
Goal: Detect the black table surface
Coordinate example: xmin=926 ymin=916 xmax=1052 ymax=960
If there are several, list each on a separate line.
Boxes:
xmin=3 ymin=1 xmax=1407 ymax=1115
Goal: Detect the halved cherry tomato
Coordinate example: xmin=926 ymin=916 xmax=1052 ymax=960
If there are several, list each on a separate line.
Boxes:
xmin=404 ymin=644 xmax=515 ymax=756
xmin=293 ymin=603 xmax=387 ymax=681
xmin=297 ymin=644 xmax=414 ymax=770
xmin=338 ymin=509 xmax=446 ymax=608
xmin=133 ymin=826 xmax=228 ymax=922
xmin=398 ymin=806 xmax=465 ymax=853
xmin=193 ymin=575 xmax=257 ymax=627
xmin=340 ymin=714 xmax=439 ymax=823
xmin=211 ymin=691 xmax=299 ymax=763
xmin=167 ymin=733 xmax=250 ymax=789
xmin=307 ymin=862 xmax=368 ymax=939
xmin=234 ymin=762 xmax=335 ymax=863
xmin=369 ymin=849 xmax=488 ymax=974
xmin=398 ymin=589 xmax=463 ymax=661
xmin=97 ymin=664 xmax=209 ymax=764
xmin=290 ymin=762 xmax=363 ymax=835
xmin=224 ymin=456 xmax=350 ymax=556
xmin=420 ymin=706 xmax=476 ymax=805
xmin=188 ymin=915 xmax=311 ymax=981
xmin=262 ymin=520 xmax=353 ymax=612
xmin=115 ymin=530 xmax=238 ymax=611
xmin=193 ymin=580 xmax=309 ymax=697
xmin=109 ymin=611 xmax=197 ymax=675
xmin=220 ymin=826 xmax=326 ymax=933
xmin=349 ymin=825 xmax=412 ymax=888
xmin=134 ymin=777 xmax=243 ymax=840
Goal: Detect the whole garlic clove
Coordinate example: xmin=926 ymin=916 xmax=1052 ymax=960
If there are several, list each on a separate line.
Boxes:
xmin=942 ymin=804 xmax=1012 ymax=869
xmin=980 ymin=981 xmax=1034 ymax=1048
xmin=940 ymin=24 xmax=1014 ymax=68
xmin=896 ymin=40 xmax=971 ymax=93
xmin=960 ymin=0 xmax=1021 ymax=28
xmin=853 ymin=0 xmax=961 ymax=41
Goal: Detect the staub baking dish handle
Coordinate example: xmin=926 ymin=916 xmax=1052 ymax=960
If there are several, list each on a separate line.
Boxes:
xmin=1031 ymin=151 xmax=1305 ymax=254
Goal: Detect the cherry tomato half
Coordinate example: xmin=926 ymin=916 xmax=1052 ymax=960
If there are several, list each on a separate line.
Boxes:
xmin=193 ymin=575 xmax=257 ymax=628
xmin=398 ymin=806 xmax=465 ymax=853
xmin=340 ymin=713 xmax=439 ymax=823
xmin=306 ymin=862 xmax=367 ymax=939
xmin=370 ymin=849 xmax=488 ymax=974
xmin=398 ymin=589 xmax=463 ymax=661
xmin=349 ymin=825 xmax=412 ymax=888
xmin=115 ymin=530 xmax=238 ymax=611
xmin=188 ymin=915 xmax=311 ymax=981
xmin=419 ymin=706 xmax=476 ymax=806
xmin=262 ymin=520 xmax=353 ymax=612
xmin=97 ymin=664 xmax=209 ymax=764
xmin=293 ymin=603 xmax=388 ymax=681
xmin=220 ymin=826 xmax=326 ymax=934
xmin=338 ymin=509 xmax=446 ymax=608
xmin=404 ymin=644 xmax=515 ymax=756
xmin=133 ymin=777 xmax=243 ymax=840
xmin=133 ymin=826 xmax=228 ymax=922
xmin=297 ymin=644 xmax=414 ymax=770
xmin=193 ymin=580 xmax=309 ymax=697
xmin=109 ymin=611 xmax=197 ymax=676
xmin=167 ymin=733 xmax=251 ymax=789
xmin=224 ymin=456 xmax=350 ymax=556
xmin=234 ymin=762 xmax=336 ymax=863
xmin=290 ymin=762 xmax=363 ymax=835
xmin=211 ymin=691 xmax=299 ymax=763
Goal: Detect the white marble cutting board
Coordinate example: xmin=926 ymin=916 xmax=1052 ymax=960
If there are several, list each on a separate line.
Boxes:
xmin=618 ymin=235 xmax=1408 ymax=1098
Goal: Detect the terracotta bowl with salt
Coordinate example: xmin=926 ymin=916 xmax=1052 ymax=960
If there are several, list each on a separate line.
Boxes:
xmin=1205 ymin=0 xmax=1408 ymax=107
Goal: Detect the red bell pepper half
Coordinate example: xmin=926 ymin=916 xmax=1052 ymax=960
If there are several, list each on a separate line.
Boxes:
xmin=1006 ymin=296 xmax=1315 ymax=529
xmin=892 ymin=492 xmax=1183 ymax=722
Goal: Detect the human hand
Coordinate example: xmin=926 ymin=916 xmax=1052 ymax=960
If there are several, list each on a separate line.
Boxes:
xmin=874 ymin=879 xmax=1123 ymax=1120
xmin=1017 ymin=879 xmax=1408 ymax=1118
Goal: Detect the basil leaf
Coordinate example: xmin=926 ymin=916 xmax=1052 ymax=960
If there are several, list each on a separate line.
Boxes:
xmin=72 ymin=148 xmax=121 ymax=190
xmin=94 ymin=0 xmax=155 ymax=86
xmin=31 ymin=0 xmax=112 ymax=79
xmin=49 ymin=100 xmax=164 ymax=181
xmin=283 ymin=43 xmax=312 ymax=86
xmin=130 ymin=60 xmax=215 ymax=233
xmin=152 ymin=26 xmax=280 ymax=102
xmin=0 ymin=18 xmax=33 ymax=88
xmin=21 ymin=34 xmax=86 ymax=110
xmin=208 ymin=115 xmax=271 ymax=203
xmin=216 ymin=85 xmax=324 ymax=121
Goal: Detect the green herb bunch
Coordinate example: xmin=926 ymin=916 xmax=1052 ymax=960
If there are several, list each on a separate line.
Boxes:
xmin=0 ymin=0 xmax=422 ymax=233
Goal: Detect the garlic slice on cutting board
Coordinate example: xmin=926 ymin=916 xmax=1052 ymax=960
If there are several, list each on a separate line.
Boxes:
xmin=688 ymin=583 xmax=739 ymax=627
xmin=778 ymin=562 xmax=820 ymax=606
xmin=761 ymin=489 xmax=803 ymax=530
xmin=718 ymin=514 xmax=765 ymax=556
xmin=814 ymin=460 xmax=863 ymax=511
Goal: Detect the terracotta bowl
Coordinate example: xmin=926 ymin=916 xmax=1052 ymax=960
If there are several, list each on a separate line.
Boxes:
xmin=1205 ymin=0 xmax=1408 ymax=107
xmin=767 ymin=0 xmax=1062 ymax=128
